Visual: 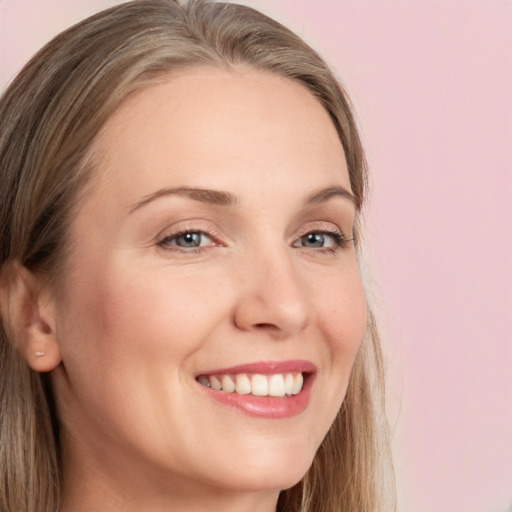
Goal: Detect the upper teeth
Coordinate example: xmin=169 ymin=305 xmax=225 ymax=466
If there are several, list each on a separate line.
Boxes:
xmin=197 ymin=372 xmax=304 ymax=397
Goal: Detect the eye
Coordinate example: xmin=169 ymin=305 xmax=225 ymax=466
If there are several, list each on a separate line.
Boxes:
xmin=292 ymin=230 xmax=350 ymax=250
xmin=158 ymin=230 xmax=215 ymax=250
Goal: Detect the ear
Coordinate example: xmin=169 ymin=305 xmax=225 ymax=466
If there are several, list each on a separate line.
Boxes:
xmin=0 ymin=262 xmax=62 ymax=372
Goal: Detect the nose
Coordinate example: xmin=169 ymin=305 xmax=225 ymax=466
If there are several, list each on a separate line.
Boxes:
xmin=233 ymin=248 xmax=311 ymax=339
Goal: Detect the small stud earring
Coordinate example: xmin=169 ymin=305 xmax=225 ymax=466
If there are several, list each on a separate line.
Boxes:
xmin=35 ymin=350 xmax=46 ymax=357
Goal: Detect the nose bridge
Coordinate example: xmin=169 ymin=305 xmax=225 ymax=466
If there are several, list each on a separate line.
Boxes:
xmin=233 ymin=243 xmax=311 ymax=338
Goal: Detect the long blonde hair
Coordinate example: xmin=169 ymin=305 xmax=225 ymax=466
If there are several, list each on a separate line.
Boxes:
xmin=0 ymin=1 xmax=393 ymax=510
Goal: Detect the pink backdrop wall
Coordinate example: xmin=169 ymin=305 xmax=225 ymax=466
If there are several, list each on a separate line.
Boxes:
xmin=1 ymin=1 xmax=511 ymax=510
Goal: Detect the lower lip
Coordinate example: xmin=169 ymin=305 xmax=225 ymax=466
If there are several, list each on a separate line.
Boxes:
xmin=198 ymin=375 xmax=314 ymax=419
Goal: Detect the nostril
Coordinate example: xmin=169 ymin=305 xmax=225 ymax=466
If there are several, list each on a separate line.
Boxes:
xmin=254 ymin=323 xmax=279 ymax=330
xmin=232 ymin=288 xmax=310 ymax=337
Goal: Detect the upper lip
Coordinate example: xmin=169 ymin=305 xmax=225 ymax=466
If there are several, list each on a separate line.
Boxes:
xmin=197 ymin=359 xmax=316 ymax=376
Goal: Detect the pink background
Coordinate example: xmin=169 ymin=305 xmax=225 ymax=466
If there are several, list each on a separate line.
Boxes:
xmin=1 ymin=1 xmax=511 ymax=510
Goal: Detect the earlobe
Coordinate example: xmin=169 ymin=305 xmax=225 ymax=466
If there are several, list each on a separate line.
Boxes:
xmin=0 ymin=262 xmax=62 ymax=373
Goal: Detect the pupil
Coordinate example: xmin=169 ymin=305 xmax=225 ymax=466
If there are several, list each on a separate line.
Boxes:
xmin=305 ymin=233 xmax=324 ymax=247
xmin=179 ymin=233 xmax=200 ymax=247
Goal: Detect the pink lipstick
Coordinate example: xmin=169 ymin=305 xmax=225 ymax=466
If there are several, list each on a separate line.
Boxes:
xmin=195 ymin=360 xmax=316 ymax=419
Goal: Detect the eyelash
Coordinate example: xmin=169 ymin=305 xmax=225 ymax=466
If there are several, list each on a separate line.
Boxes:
xmin=157 ymin=227 xmax=219 ymax=254
xmin=293 ymin=229 xmax=353 ymax=253
xmin=157 ymin=228 xmax=353 ymax=254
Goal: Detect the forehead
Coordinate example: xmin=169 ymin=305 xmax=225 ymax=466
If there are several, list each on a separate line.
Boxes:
xmin=86 ymin=66 xmax=350 ymax=212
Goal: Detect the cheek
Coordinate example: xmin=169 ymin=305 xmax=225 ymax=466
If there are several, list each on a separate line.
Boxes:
xmin=302 ymin=261 xmax=367 ymax=444
xmin=58 ymin=258 xmax=228 ymax=365
xmin=315 ymin=263 xmax=368 ymax=361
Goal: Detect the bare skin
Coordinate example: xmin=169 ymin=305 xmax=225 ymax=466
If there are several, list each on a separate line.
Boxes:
xmin=21 ymin=67 xmax=366 ymax=512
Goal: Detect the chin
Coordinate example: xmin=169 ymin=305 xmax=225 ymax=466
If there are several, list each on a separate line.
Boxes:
xmin=219 ymin=466 xmax=309 ymax=494
xmin=211 ymin=439 xmax=317 ymax=493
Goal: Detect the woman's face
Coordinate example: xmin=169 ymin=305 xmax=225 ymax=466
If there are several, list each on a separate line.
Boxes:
xmin=50 ymin=67 xmax=367 ymax=503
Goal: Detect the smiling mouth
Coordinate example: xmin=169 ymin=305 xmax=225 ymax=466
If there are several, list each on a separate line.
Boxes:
xmin=196 ymin=372 xmax=305 ymax=397
xmin=195 ymin=361 xmax=316 ymax=418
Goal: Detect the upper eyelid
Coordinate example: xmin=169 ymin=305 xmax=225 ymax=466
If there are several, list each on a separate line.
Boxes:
xmin=160 ymin=230 xmax=213 ymax=241
xmin=158 ymin=228 xmax=218 ymax=245
xmin=296 ymin=225 xmax=343 ymax=236
xmin=157 ymin=222 xmax=219 ymax=239
xmin=156 ymin=219 xmax=348 ymax=239
xmin=294 ymin=220 xmax=348 ymax=238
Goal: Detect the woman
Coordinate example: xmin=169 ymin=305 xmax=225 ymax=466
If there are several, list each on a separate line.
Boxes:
xmin=0 ymin=1 xmax=393 ymax=511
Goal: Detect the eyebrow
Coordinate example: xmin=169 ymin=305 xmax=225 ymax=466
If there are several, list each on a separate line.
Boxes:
xmin=304 ymin=185 xmax=356 ymax=206
xmin=129 ymin=184 xmax=355 ymax=213
xmin=129 ymin=186 xmax=236 ymax=213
